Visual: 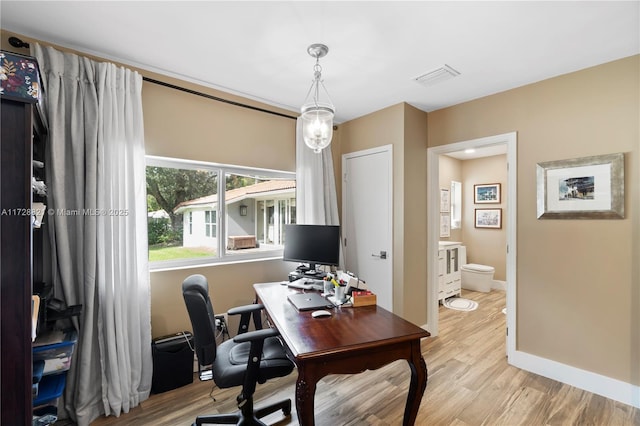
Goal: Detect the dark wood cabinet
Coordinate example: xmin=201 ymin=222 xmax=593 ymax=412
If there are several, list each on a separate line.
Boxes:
xmin=1 ymin=97 xmax=35 ymax=424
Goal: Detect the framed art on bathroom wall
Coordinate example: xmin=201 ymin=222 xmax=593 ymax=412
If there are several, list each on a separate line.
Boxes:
xmin=474 ymin=183 xmax=501 ymax=204
xmin=440 ymin=188 xmax=450 ymax=212
xmin=536 ymin=152 xmax=624 ymax=219
xmin=440 ymin=213 xmax=451 ymax=237
xmin=475 ymin=208 xmax=502 ymax=229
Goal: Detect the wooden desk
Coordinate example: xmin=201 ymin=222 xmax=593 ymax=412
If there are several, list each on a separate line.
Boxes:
xmin=254 ymin=282 xmax=430 ymax=425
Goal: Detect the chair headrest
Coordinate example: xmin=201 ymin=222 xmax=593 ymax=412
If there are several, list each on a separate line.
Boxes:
xmin=182 ymin=274 xmax=209 ymax=299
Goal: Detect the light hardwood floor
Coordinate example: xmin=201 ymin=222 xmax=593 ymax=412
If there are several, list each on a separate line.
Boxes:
xmin=85 ymin=290 xmax=639 ymax=425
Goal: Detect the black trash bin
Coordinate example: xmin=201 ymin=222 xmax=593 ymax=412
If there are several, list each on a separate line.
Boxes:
xmin=151 ymin=331 xmax=194 ymax=393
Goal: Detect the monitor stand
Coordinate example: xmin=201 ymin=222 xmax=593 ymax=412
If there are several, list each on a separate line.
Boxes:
xmin=295 ymin=262 xmax=316 ymax=273
xmin=289 ymin=264 xmax=326 ymax=281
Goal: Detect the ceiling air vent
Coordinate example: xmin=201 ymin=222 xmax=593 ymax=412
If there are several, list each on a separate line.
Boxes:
xmin=414 ymin=64 xmax=460 ymax=87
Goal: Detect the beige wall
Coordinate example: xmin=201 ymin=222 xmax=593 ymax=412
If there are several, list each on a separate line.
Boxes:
xmin=150 ymin=260 xmax=293 ymax=336
xmin=340 ymin=103 xmax=429 ymax=325
xmin=428 ymin=55 xmax=639 ymax=385
xmin=402 ymin=105 xmax=429 ymax=324
xmin=462 ymin=155 xmax=507 ymax=281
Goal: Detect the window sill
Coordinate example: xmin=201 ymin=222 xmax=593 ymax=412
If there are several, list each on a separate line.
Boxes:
xmin=149 ymin=253 xmax=283 ymax=272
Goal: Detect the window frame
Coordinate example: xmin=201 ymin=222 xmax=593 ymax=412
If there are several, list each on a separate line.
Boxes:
xmin=146 ymin=155 xmax=295 ymax=271
xmin=451 ymin=180 xmax=462 ymax=229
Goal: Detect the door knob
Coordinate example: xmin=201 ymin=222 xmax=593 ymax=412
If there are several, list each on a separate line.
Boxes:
xmin=372 ymin=251 xmax=387 ymax=259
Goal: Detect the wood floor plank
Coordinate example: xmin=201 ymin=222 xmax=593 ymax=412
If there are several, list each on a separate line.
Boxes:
xmin=75 ymin=289 xmax=639 ymax=425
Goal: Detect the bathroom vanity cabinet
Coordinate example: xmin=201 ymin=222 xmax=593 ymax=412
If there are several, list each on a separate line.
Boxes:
xmin=438 ymin=243 xmax=462 ymax=301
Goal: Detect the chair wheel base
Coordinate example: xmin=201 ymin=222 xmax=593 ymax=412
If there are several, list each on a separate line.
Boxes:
xmin=194 ymin=397 xmax=292 ymax=425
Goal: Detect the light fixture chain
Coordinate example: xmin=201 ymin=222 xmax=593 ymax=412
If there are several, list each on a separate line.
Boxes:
xmin=318 ymin=80 xmax=334 ymax=109
xmin=312 ymin=59 xmax=323 ymax=106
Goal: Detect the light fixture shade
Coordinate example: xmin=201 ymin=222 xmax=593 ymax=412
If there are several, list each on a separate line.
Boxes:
xmin=301 ymin=104 xmax=334 ymax=153
xmin=300 ymin=43 xmax=335 ymax=154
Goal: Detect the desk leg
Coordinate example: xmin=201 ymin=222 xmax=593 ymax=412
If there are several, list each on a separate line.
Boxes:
xmin=404 ymin=341 xmax=428 ymax=425
xmin=295 ymin=366 xmax=317 ymax=426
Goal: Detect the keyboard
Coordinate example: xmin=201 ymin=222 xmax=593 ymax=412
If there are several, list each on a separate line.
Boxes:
xmin=287 ymin=278 xmax=325 ymax=291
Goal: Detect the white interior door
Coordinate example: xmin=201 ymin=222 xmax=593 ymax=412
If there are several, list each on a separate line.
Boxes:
xmin=342 ymin=145 xmax=393 ymax=311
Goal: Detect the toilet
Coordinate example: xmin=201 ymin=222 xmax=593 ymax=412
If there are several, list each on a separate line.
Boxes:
xmin=460 ymin=263 xmax=495 ymax=292
xmin=456 ymin=245 xmax=494 ymax=292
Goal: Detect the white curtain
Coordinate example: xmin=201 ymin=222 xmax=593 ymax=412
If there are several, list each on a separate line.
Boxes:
xmin=295 ymin=118 xmax=340 ymax=225
xmin=33 ymin=44 xmax=152 ymax=425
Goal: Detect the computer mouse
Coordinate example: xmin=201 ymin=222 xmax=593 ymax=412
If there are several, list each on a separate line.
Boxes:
xmin=311 ymin=310 xmax=332 ymax=318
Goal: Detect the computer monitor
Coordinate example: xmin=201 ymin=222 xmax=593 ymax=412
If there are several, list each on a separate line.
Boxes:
xmin=283 ymin=224 xmax=340 ymax=274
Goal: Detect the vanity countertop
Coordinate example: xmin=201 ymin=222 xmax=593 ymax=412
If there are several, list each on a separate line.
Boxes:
xmin=439 ymin=241 xmax=462 ymax=247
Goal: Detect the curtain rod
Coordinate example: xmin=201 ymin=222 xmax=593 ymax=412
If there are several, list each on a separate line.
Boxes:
xmin=143 ymin=77 xmax=298 ymax=121
xmin=7 ymin=36 xmax=297 ymax=121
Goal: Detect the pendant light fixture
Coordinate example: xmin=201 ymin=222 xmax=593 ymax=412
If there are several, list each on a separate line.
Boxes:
xmin=300 ymin=43 xmax=335 ymax=153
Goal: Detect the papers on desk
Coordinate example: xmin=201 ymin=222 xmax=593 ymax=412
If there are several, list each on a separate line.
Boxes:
xmin=326 ymin=295 xmax=352 ymax=307
xmin=287 ymin=278 xmax=324 ymax=291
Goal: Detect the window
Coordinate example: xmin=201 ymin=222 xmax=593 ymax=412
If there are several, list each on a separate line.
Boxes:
xmin=451 ymin=181 xmax=462 ymax=229
xmin=205 ymin=210 xmax=216 ymax=238
xmin=146 ymin=156 xmax=296 ymax=269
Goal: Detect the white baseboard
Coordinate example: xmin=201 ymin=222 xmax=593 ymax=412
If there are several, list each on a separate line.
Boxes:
xmin=510 ymin=349 xmax=640 ymax=409
xmin=492 ymin=280 xmax=506 ymax=291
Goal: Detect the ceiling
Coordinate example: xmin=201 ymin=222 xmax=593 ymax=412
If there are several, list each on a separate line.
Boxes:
xmin=445 ymin=144 xmax=507 ymax=160
xmin=1 ymin=1 xmax=639 ymax=126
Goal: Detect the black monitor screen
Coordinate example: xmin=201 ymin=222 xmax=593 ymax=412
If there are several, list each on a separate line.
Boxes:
xmin=283 ymin=224 xmax=340 ymax=271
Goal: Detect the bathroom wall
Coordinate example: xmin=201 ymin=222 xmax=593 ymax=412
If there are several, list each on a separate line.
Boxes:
xmin=439 ymin=154 xmax=507 ymax=281
xmin=461 ymin=154 xmax=507 ymax=281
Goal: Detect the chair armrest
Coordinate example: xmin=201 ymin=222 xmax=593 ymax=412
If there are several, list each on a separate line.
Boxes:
xmin=227 ymin=303 xmax=263 ymax=316
xmin=233 ymin=327 xmax=285 ymax=398
xmin=228 ymin=303 xmax=264 ymax=334
xmin=232 ymin=327 xmax=279 ymax=344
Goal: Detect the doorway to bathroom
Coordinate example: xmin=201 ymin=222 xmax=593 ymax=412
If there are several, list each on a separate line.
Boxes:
xmin=426 ymin=132 xmax=517 ymax=361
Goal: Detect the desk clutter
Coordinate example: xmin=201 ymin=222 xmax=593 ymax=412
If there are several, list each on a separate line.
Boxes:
xmin=286 ymin=270 xmax=376 ymax=309
xmin=351 ymin=290 xmax=377 ymax=307
xmin=326 ymin=271 xmax=374 ymax=307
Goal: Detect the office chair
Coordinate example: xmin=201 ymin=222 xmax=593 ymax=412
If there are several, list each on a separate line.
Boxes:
xmin=182 ymin=274 xmax=295 ymax=426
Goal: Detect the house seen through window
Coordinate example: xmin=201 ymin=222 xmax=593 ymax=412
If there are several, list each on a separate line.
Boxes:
xmin=146 ymin=156 xmax=296 ymax=269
